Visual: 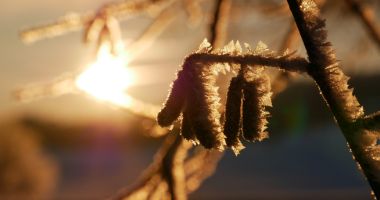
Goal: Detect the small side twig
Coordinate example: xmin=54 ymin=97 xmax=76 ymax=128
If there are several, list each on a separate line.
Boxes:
xmin=126 ymin=5 xmax=178 ymax=59
xmin=271 ymin=21 xmax=299 ymax=94
xmin=209 ymin=0 xmax=232 ymax=49
xmin=20 ymin=0 xmax=177 ymax=43
xmin=111 ymin=132 xmax=191 ymax=200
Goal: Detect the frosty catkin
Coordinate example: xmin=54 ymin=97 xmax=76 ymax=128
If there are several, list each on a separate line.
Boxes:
xmin=184 ymin=61 xmax=225 ymax=150
xmin=181 ymin=110 xmax=197 ymax=142
xmin=158 ymin=40 xmax=303 ymax=152
xmin=157 ymin=70 xmax=188 ymax=127
xmin=223 ymin=76 xmax=245 ymax=155
xmin=242 ymin=67 xmax=272 ymax=142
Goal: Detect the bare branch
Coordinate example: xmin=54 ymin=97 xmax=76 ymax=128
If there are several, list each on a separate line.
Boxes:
xmin=287 ymin=0 xmax=380 ymax=197
xmin=185 ymin=151 xmax=223 ymax=193
xmin=162 ymin=135 xmax=190 ymax=200
xmin=183 ymin=0 xmax=203 ymax=27
xmin=271 ymin=22 xmax=299 ymax=94
xmin=111 ymin=133 xmax=191 ymax=200
xmin=126 ymin=6 xmax=178 ymax=58
xmin=345 ymin=0 xmax=380 ymax=50
xmin=186 ymin=51 xmax=309 ymax=73
xmin=20 ymin=0 xmax=177 ymax=43
xmin=209 ymin=0 xmax=232 ymax=48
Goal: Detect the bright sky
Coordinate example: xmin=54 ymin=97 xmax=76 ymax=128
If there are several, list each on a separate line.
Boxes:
xmin=0 ymin=0 xmax=379 ymax=121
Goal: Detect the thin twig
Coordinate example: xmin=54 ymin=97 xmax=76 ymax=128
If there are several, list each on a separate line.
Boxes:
xmin=20 ymin=0 xmax=177 ymax=43
xmin=209 ymin=0 xmax=232 ymax=49
xmin=184 ymin=150 xmax=223 ymax=193
xmin=111 ymin=132 xmax=191 ymax=200
xmin=345 ymin=0 xmax=380 ymax=50
xmin=162 ymin=135 xmax=190 ymax=200
xmin=271 ymin=21 xmax=299 ymax=94
xmin=126 ymin=5 xmax=178 ymax=59
xmin=186 ymin=52 xmax=309 ymax=73
xmin=183 ymin=0 xmax=203 ymax=27
xmin=279 ymin=21 xmax=299 ymax=51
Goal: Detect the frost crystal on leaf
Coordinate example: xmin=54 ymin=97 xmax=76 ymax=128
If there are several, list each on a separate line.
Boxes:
xmin=254 ymin=41 xmax=268 ymax=55
xmin=197 ymin=38 xmax=212 ymax=53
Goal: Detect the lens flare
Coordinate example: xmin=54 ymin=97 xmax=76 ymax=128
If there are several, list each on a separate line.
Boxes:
xmin=75 ymin=42 xmax=160 ymax=118
xmin=76 ymin=43 xmax=135 ymax=106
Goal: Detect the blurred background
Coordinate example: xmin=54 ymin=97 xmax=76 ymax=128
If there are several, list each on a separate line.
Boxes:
xmin=1 ymin=0 xmax=380 ymax=199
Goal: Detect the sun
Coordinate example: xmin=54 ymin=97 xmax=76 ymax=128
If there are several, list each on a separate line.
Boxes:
xmin=75 ymin=42 xmax=135 ymax=107
xmin=75 ymin=42 xmax=161 ymax=118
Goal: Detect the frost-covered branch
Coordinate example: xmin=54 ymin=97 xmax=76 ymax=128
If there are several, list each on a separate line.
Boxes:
xmin=184 ymin=49 xmax=308 ymax=73
xmin=184 ymin=150 xmax=222 ymax=193
xmin=157 ymin=0 xmax=380 ymax=197
xmin=111 ymin=133 xmax=191 ymax=200
xmin=20 ymin=0 xmax=177 ymax=43
xmin=287 ymin=0 xmax=380 ymax=197
xmin=158 ymin=40 xmax=306 ymax=154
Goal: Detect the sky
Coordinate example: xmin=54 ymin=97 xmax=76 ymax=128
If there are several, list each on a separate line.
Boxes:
xmin=1 ymin=0 xmax=379 ymax=122
xmin=0 ymin=1 xmax=379 ymax=198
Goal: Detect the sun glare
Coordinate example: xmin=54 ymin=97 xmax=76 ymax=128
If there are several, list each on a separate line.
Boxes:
xmin=75 ymin=43 xmax=135 ymax=106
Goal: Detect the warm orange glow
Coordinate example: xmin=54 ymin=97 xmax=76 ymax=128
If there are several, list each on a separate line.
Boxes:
xmin=75 ymin=42 xmax=160 ymax=118
xmin=76 ymin=43 xmax=135 ymax=106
